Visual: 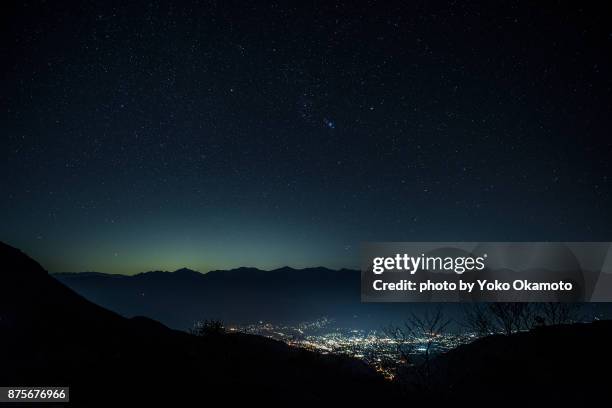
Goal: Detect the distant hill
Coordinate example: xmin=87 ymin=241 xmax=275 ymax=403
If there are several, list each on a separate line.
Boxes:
xmin=53 ymin=267 xmax=446 ymax=330
xmin=428 ymin=320 xmax=612 ymax=402
xmin=0 ymin=242 xmax=397 ymax=405
xmin=3 ymin=241 xmax=612 ymax=404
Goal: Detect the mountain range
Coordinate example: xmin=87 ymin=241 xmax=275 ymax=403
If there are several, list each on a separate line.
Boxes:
xmin=0 ymin=242 xmax=397 ymax=405
xmin=54 ymin=266 xmax=440 ymax=330
xmin=3 ymin=241 xmax=612 ymax=404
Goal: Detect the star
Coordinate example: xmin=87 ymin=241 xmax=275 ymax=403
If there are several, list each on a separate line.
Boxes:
xmin=324 ymin=118 xmax=335 ymax=129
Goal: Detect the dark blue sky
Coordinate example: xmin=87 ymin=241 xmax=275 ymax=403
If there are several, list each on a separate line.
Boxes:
xmin=2 ymin=1 xmax=611 ymax=273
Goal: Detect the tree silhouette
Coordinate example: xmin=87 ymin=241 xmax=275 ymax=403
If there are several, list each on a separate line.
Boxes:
xmin=462 ymin=303 xmax=583 ymax=336
xmin=386 ymin=307 xmax=451 ymax=390
xmin=191 ymin=319 xmax=225 ymax=337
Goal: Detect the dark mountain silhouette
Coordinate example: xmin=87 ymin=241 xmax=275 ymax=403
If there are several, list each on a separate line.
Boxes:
xmin=0 ymin=242 xmax=397 ymax=405
xmin=54 ymin=267 xmax=448 ymax=330
xmin=55 ymin=268 xmax=612 ymax=331
xmin=427 ymin=320 xmax=612 ymax=403
xmin=4 ymin=241 xmax=612 ymax=405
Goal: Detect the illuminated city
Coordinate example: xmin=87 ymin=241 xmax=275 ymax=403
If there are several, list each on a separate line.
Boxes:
xmin=219 ymin=318 xmax=475 ymax=379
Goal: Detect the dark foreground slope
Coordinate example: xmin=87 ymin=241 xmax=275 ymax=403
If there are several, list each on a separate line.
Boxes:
xmin=0 ymin=242 xmax=396 ymax=406
xmin=427 ymin=320 xmax=612 ymax=403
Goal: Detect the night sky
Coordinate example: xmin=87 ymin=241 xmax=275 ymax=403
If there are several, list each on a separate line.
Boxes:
xmin=2 ymin=1 xmax=611 ymax=274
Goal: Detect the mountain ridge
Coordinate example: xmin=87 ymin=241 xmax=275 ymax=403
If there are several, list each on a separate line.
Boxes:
xmin=53 ymin=264 xmax=355 ymax=277
xmin=52 ymin=264 xmax=397 ymax=330
xmin=0 ymin=241 xmax=396 ymax=405
xmin=4 ymin=241 xmax=612 ymax=403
